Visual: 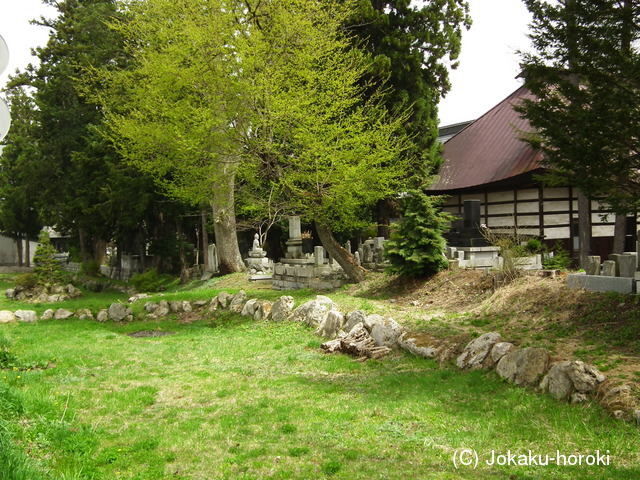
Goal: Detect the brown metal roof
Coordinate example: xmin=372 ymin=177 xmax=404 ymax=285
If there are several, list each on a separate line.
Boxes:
xmin=430 ymin=86 xmax=544 ymax=192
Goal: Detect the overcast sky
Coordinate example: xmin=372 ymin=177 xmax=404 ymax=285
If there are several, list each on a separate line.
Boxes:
xmin=0 ymin=0 xmax=533 ymax=127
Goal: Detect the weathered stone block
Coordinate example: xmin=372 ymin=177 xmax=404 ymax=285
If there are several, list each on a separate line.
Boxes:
xmin=601 ymin=260 xmax=616 ymax=277
xmin=585 ymin=256 xmax=601 ymax=276
xmin=271 ymin=296 xmax=295 ymax=322
xmin=567 ymin=274 xmax=635 ymax=294
xmin=0 ymin=310 xmax=16 ymax=323
xmin=619 ymin=253 xmax=637 ymax=278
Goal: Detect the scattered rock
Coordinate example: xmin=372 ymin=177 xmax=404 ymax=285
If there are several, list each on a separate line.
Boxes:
xmin=254 ymin=301 xmax=273 ymax=321
xmin=193 ymin=300 xmax=207 ymax=308
xmin=76 ymin=308 xmax=94 ymax=321
xmin=228 ymin=290 xmax=247 ymax=313
xmin=96 ymin=310 xmax=109 ymax=322
xmin=241 ymin=299 xmax=259 ymax=317
xmin=182 ymin=301 xmax=193 ymax=313
xmin=153 ymin=300 xmax=170 ymax=318
xmin=0 ymin=310 xmax=16 ymax=323
xmin=5 ymin=288 xmax=16 ymax=299
xmin=291 ymin=299 xmax=334 ymax=327
xmin=207 ymin=298 xmax=218 ymax=313
xmin=597 ymin=382 xmax=637 ymax=418
xmin=571 ymin=393 xmax=590 ymax=404
xmin=315 ymin=310 xmax=345 ymax=339
xmin=41 ymin=309 xmax=55 ymax=320
xmin=217 ymin=291 xmax=232 ymax=309
xmin=107 ymin=303 xmax=132 ymax=322
xmin=54 ymin=308 xmax=75 ymax=320
xmin=397 ymin=332 xmax=460 ymax=365
xmin=491 ymin=342 xmax=515 ymax=364
xmin=540 ymin=361 xmax=605 ymax=402
xmin=633 ymin=409 xmax=640 ymax=424
xmin=496 ymin=347 xmax=550 ymax=387
xmin=144 ymin=302 xmax=158 ymax=313
xmin=456 ymin=332 xmax=503 ymax=370
xmin=169 ymin=301 xmax=183 ymax=313
xmin=14 ymin=310 xmax=37 ymax=323
xmin=344 ymin=310 xmax=367 ymax=333
xmin=129 ymin=293 xmax=150 ymax=303
xmin=367 ymin=316 xmax=402 ymax=348
xmin=271 ymin=296 xmax=295 ymax=322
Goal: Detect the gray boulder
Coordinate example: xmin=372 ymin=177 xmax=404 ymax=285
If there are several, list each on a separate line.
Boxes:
xmin=169 ymin=301 xmax=183 ymax=313
xmin=540 ymin=361 xmax=605 ymax=402
xmin=271 ymin=296 xmax=295 ymax=322
xmin=14 ymin=310 xmax=37 ymax=323
xmin=182 ymin=301 xmax=193 ymax=313
xmin=217 ymin=291 xmax=233 ymax=308
xmin=292 ymin=300 xmax=333 ymax=327
xmin=0 ymin=310 xmax=16 ymax=323
xmin=344 ymin=310 xmax=367 ymax=333
xmin=76 ymin=308 xmax=94 ymax=321
xmin=228 ymin=290 xmax=247 ymax=313
xmin=54 ymin=308 xmax=75 ymax=320
xmin=254 ymin=301 xmax=273 ymax=321
xmin=96 ymin=310 xmax=109 ymax=322
xmin=364 ymin=315 xmax=402 ymax=348
xmin=241 ymin=299 xmax=259 ymax=317
xmin=496 ymin=347 xmax=550 ymax=386
xmin=491 ymin=341 xmax=515 ymax=364
xmin=456 ymin=332 xmax=503 ymax=370
xmin=5 ymin=288 xmax=16 ymax=299
xmin=41 ymin=309 xmax=55 ymax=320
xmin=107 ymin=303 xmax=132 ymax=322
xmin=144 ymin=302 xmax=158 ymax=313
xmin=315 ymin=310 xmax=345 ymax=339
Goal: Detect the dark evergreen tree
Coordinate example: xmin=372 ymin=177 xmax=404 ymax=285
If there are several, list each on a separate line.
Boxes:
xmin=518 ymin=0 xmax=640 ymax=214
xmin=348 ymin=0 xmax=470 ymax=235
xmin=385 ymin=190 xmax=451 ymax=277
xmin=0 ymin=88 xmax=43 ymax=266
xmin=32 ymin=231 xmax=64 ymax=285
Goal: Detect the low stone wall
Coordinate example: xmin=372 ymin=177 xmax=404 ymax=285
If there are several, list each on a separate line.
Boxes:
xmin=2 ymin=289 xmax=638 ymax=422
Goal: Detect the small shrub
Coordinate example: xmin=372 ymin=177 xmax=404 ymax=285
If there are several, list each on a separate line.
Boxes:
xmin=542 ymin=243 xmax=572 ymax=270
xmin=14 ymin=273 xmax=37 ymax=290
xmin=130 ymin=268 xmax=171 ymax=292
xmin=80 ymin=260 xmax=101 ymax=277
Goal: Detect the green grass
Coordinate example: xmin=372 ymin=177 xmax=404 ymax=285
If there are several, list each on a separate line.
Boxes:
xmin=1 ymin=312 xmax=639 ymax=480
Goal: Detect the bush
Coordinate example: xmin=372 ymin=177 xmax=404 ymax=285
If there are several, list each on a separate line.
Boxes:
xmin=542 ymin=243 xmax=573 ymax=270
xmin=80 ymin=260 xmax=101 ymax=277
xmin=14 ymin=273 xmax=37 ymax=290
xmin=130 ymin=268 xmax=172 ymax=292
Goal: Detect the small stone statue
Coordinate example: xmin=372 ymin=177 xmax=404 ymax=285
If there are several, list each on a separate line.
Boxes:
xmin=252 ymin=233 xmax=261 ymax=251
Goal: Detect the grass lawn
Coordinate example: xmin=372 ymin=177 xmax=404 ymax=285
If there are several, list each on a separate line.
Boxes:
xmin=1 ymin=303 xmax=639 ymax=480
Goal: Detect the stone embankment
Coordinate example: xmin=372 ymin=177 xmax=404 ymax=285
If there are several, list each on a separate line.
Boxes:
xmin=1 ymin=289 xmax=638 ymax=423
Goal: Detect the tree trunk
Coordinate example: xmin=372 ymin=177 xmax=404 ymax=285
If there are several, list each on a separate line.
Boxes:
xmin=376 ymin=198 xmax=392 ymax=238
xmin=211 ymin=175 xmax=244 ymax=274
xmin=94 ymin=238 xmax=107 ymax=265
xmin=24 ymin=236 xmax=31 ymax=267
xmin=577 ymin=190 xmax=592 ymax=268
xmin=613 ymin=213 xmax=627 ymax=254
xmin=201 ymin=208 xmax=209 ymax=269
xmin=15 ymin=235 xmax=24 ymax=267
xmin=78 ymin=228 xmax=89 ymax=262
xmin=314 ymin=221 xmax=367 ymax=283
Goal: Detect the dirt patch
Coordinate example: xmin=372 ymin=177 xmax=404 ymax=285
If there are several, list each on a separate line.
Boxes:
xmin=126 ymin=330 xmax=177 ymax=338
